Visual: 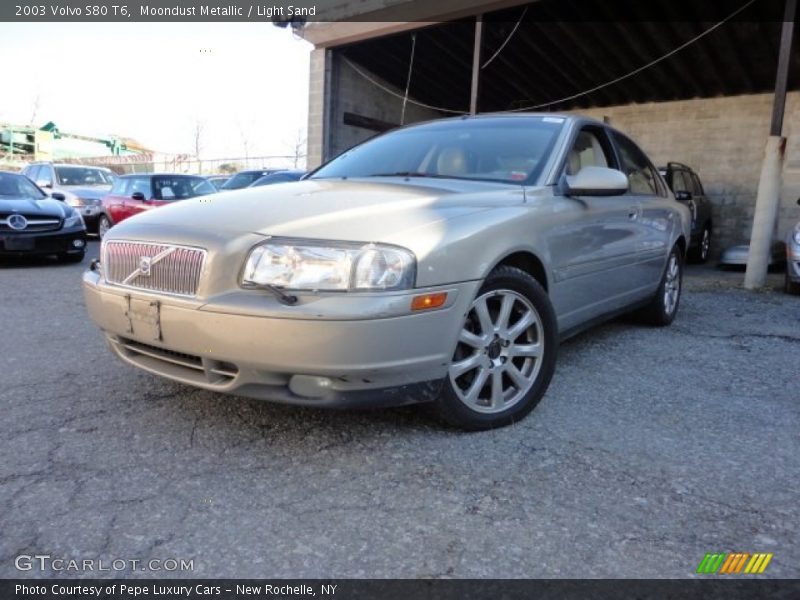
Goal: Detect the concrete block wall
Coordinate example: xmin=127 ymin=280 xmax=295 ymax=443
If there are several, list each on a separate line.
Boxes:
xmin=574 ymin=92 xmax=800 ymax=256
xmin=326 ymin=54 xmax=441 ymax=159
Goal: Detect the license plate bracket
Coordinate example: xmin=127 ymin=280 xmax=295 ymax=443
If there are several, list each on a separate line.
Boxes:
xmin=3 ymin=236 xmax=35 ymax=251
xmin=123 ymin=295 xmax=162 ymax=341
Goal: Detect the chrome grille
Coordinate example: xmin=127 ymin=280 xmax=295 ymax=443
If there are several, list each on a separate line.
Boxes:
xmin=103 ymin=240 xmax=206 ymax=297
xmin=0 ymin=215 xmax=62 ymax=232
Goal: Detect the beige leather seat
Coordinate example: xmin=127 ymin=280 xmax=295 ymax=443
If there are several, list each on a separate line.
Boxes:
xmin=437 ymin=147 xmax=468 ymax=176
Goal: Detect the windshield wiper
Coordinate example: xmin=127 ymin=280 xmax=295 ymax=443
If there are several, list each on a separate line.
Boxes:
xmin=369 ymin=171 xmax=447 ymax=178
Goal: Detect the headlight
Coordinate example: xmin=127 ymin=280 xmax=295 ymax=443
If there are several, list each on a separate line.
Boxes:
xmin=793 ymin=226 xmax=800 ymax=246
xmin=242 ymin=238 xmax=416 ymax=291
xmin=63 ymin=211 xmax=84 ymax=228
xmin=65 ymin=194 xmax=85 ymax=207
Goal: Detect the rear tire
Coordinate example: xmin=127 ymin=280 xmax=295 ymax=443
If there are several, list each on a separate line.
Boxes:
xmin=434 ymin=266 xmax=558 ymax=431
xmin=688 ymin=225 xmax=711 ymax=263
xmin=638 ymin=245 xmax=683 ymax=326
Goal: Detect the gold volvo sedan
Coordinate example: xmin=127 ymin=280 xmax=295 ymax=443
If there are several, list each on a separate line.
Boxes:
xmin=84 ymin=115 xmax=690 ymax=429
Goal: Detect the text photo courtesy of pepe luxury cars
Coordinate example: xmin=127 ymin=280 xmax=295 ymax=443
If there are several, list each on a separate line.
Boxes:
xmin=1 ymin=2 xmax=799 ymax=586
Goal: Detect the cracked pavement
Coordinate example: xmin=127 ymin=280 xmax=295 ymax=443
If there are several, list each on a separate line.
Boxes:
xmin=1 ymin=240 xmax=798 ymax=578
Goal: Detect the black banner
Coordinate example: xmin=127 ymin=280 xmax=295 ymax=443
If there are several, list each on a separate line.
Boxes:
xmin=0 ymin=0 xmax=793 ymax=23
xmin=3 ymin=579 xmax=800 ymax=600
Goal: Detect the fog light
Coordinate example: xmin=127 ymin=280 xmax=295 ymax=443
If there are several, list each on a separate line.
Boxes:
xmin=411 ymin=292 xmax=448 ymax=311
xmin=73 ymin=239 xmax=85 ymax=248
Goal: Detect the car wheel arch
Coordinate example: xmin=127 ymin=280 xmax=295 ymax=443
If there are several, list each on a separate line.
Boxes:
xmin=488 ymin=251 xmax=549 ymax=292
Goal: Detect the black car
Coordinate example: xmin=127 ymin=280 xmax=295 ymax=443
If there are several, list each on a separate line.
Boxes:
xmin=659 ymin=162 xmax=713 ymax=263
xmin=249 ymin=170 xmax=306 ymax=187
xmin=220 ymin=169 xmax=279 ymax=191
xmin=0 ymin=171 xmax=87 ymax=262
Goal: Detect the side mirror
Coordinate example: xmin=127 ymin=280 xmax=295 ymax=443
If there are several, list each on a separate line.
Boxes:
xmin=37 ymin=180 xmax=52 ymax=189
xmin=565 ymin=166 xmax=629 ymax=197
xmin=674 ymin=190 xmax=693 ymax=201
xmin=130 ymin=191 xmax=146 ymax=201
xmin=51 ymin=192 xmax=66 ymax=201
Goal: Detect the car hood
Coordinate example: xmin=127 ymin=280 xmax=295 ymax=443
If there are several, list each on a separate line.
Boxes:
xmin=0 ymin=196 xmax=71 ymax=217
xmin=110 ymin=178 xmax=528 ymax=245
xmin=60 ymin=185 xmax=111 ymax=200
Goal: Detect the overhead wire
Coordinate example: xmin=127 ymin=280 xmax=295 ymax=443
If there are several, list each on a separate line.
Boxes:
xmin=341 ymin=0 xmax=758 ymax=117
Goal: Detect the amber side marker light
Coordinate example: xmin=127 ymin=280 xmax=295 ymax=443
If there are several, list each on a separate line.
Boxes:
xmin=411 ymin=292 xmax=448 ymax=311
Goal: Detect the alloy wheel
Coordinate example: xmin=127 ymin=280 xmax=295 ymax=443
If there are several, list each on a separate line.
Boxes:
xmin=448 ymin=290 xmax=544 ymax=414
xmin=700 ymin=228 xmax=710 ymax=261
xmin=663 ymin=253 xmax=681 ymax=315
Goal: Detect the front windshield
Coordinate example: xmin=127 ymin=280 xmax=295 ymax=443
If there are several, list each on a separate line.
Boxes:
xmin=0 ymin=172 xmax=46 ymax=200
xmin=311 ymin=117 xmax=564 ymax=184
xmin=55 ymin=166 xmax=114 ymax=186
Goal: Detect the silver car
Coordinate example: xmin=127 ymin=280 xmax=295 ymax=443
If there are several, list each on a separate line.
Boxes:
xmin=84 ymin=115 xmax=690 ymax=430
xmin=786 ymin=202 xmax=800 ymax=294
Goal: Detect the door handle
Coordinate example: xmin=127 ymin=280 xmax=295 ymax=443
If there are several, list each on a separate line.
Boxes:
xmin=628 ymin=207 xmax=639 ymax=220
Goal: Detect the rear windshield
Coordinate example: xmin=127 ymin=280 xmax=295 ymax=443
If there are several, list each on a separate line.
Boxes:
xmin=311 ymin=117 xmax=564 ymax=184
xmin=221 ymin=172 xmax=269 ymax=190
xmin=152 ymin=176 xmax=215 ymax=201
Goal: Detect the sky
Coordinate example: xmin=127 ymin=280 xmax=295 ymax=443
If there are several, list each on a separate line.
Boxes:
xmin=0 ymin=23 xmax=312 ymax=162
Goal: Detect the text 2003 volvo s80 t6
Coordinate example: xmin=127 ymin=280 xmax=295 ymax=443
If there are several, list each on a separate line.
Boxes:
xmin=84 ymin=115 xmax=690 ymax=429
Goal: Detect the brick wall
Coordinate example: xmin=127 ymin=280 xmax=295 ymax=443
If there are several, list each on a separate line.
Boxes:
xmin=574 ymin=92 xmax=800 ymax=256
xmin=307 ymin=55 xmax=800 ymax=256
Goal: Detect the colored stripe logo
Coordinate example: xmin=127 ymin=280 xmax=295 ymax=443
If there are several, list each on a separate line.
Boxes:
xmin=696 ymin=552 xmax=773 ymax=574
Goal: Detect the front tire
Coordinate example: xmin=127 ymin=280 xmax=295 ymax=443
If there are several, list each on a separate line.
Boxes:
xmin=638 ymin=245 xmax=683 ymax=326
xmin=434 ymin=266 xmax=558 ymax=430
xmin=97 ymin=215 xmax=111 ymax=239
xmin=785 ymin=269 xmax=800 ymax=295
xmin=59 ymin=252 xmax=85 ymax=264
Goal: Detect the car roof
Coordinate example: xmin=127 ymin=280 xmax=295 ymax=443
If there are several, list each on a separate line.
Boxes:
xmin=30 ymin=162 xmax=113 ymax=170
xmin=117 ymin=172 xmax=205 ymax=178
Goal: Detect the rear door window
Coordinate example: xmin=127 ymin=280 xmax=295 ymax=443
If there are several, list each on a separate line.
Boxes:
xmin=612 ymin=133 xmax=661 ymax=196
xmin=690 ymin=172 xmax=705 ymax=196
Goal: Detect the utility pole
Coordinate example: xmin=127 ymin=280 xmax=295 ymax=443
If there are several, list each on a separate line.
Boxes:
xmin=470 ymin=15 xmax=483 ymax=115
xmin=745 ymin=0 xmax=796 ymax=288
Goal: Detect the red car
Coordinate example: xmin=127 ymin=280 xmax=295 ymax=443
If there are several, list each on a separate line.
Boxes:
xmin=98 ymin=173 xmax=216 ymax=238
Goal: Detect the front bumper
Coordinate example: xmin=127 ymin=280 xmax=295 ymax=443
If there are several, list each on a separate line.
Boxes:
xmin=0 ymin=227 xmax=87 ymax=256
xmin=80 ymin=206 xmax=101 ymax=232
xmin=83 ymin=270 xmax=480 ymax=408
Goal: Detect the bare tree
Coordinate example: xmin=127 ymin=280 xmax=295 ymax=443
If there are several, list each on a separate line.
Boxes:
xmin=193 ymin=119 xmax=205 ymax=160
xmin=291 ymin=128 xmax=307 ymax=169
xmin=237 ymin=120 xmax=255 ymax=165
xmin=29 ymin=94 xmax=41 ymax=126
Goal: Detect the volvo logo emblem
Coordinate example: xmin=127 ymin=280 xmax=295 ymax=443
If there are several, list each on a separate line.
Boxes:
xmin=139 ymin=256 xmax=152 ymax=276
xmin=121 ymin=246 xmax=177 ymax=285
xmin=8 ymin=214 xmax=27 ymax=230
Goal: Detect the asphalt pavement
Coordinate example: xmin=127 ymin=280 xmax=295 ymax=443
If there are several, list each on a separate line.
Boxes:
xmin=1 ymin=240 xmax=798 ymax=578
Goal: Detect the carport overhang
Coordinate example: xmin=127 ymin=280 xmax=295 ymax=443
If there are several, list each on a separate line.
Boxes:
xmin=301 ymin=0 xmax=798 ymax=283
xmin=305 ymin=0 xmax=798 ymax=118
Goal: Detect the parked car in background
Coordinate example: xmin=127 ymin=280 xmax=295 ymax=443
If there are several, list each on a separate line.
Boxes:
xmin=21 ymin=162 xmax=115 ymax=235
xmin=659 ymin=162 xmax=712 ymax=263
xmin=718 ymin=242 xmax=785 ymax=269
xmin=97 ymin=173 xmax=216 ymax=238
xmin=85 ymin=114 xmax=690 ymax=430
xmin=206 ymin=175 xmax=230 ymax=190
xmin=0 ymin=171 xmax=86 ymax=262
xmin=221 ymin=169 xmax=278 ymax=190
xmin=784 ymin=199 xmax=800 ymax=294
xmin=249 ymin=170 xmax=306 ymax=187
